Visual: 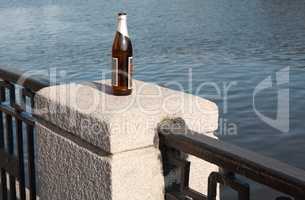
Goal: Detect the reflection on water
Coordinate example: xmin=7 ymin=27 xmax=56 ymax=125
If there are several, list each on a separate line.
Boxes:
xmin=1 ymin=0 xmax=305 ymax=199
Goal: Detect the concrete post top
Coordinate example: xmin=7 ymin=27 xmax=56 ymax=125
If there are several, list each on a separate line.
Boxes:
xmin=34 ymin=79 xmax=218 ymax=154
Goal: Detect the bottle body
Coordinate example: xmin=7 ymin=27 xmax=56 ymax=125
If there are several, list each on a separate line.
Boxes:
xmin=112 ymin=13 xmax=133 ymax=95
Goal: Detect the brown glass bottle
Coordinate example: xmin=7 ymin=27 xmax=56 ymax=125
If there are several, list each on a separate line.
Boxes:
xmin=112 ymin=13 xmax=133 ymax=95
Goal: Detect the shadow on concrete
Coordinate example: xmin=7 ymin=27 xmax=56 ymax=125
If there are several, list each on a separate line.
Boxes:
xmin=78 ymin=81 xmax=113 ymax=95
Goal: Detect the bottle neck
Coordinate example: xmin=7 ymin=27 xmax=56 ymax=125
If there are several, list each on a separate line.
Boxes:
xmin=117 ymin=15 xmax=129 ymax=38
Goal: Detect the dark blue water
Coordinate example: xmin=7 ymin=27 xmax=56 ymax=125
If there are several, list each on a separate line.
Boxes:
xmin=1 ymin=0 xmax=305 ymax=199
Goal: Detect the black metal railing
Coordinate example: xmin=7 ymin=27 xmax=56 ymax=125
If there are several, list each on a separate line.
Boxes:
xmin=0 ymin=67 xmax=49 ymax=200
xmin=158 ymin=119 xmax=305 ymax=200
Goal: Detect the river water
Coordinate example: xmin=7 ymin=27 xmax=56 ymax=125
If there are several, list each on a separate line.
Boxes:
xmin=0 ymin=0 xmax=305 ymax=199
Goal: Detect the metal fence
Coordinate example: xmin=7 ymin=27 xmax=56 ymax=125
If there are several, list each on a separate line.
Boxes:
xmin=0 ymin=67 xmax=49 ymax=200
xmin=158 ymin=119 xmax=305 ymax=200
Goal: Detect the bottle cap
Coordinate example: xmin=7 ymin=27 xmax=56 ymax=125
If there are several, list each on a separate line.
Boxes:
xmin=117 ymin=12 xmax=127 ymax=21
xmin=118 ymin=12 xmax=127 ymax=16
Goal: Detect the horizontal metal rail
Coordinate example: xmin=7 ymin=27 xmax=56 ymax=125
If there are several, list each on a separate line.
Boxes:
xmin=158 ymin=119 xmax=305 ymax=200
xmin=0 ymin=66 xmax=49 ymax=92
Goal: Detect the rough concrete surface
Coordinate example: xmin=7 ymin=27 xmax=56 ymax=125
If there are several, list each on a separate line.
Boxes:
xmin=35 ymin=79 xmax=218 ymax=154
xmin=36 ymin=124 xmax=165 ymax=200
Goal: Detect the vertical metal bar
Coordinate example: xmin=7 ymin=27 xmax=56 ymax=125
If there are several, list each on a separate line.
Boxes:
xmin=238 ymin=185 xmax=250 ymax=200
xmin=207 ymin=172 xmax=218 ymax=200
xmin=180 ymin=161 xmax=190 ymax=191
xmin=17 ymin=89 xmax=27 ymax=200
xmin=28 ymin=93 xmax=37 ymax=200
xmin=224 ymin=172 xmax=250 ymax=200
xmin=30 ymin=96 xmax=34 ymax=110
xmin=27 ymin=124 xmax=36 ymax=200
xmin=6 ymin=114 xmax=16 ymax=200
xmin=0 ymin=170 xmax=7 ymax=200
xmin=16 ymin=119 xmax=26 ymax=200
xmin=0 ymin=85 xmax=5 ymax=102
xmin=7 ymin=84 xmax=16 ymax=200
xmin=21 ymin=89 xmax=27 ymax=112
xmin=8 ymin=84 xmax=16 ymax=108
xmin=208 ymin=171 xmax=250 ymax=200
xmin=0 ymin=86 xmax=7 ymax=200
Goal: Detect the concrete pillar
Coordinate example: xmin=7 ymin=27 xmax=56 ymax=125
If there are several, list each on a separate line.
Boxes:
xmin=34 ymin=80 xmax=219 ymax=200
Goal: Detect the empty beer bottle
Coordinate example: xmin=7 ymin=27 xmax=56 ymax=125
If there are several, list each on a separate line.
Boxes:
xmin=112 ymin=12 xmax=133 ymax=95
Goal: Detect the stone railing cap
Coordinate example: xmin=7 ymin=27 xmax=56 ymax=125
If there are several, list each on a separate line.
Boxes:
xmin=34 ymin=79 xmax=218 ymax=153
